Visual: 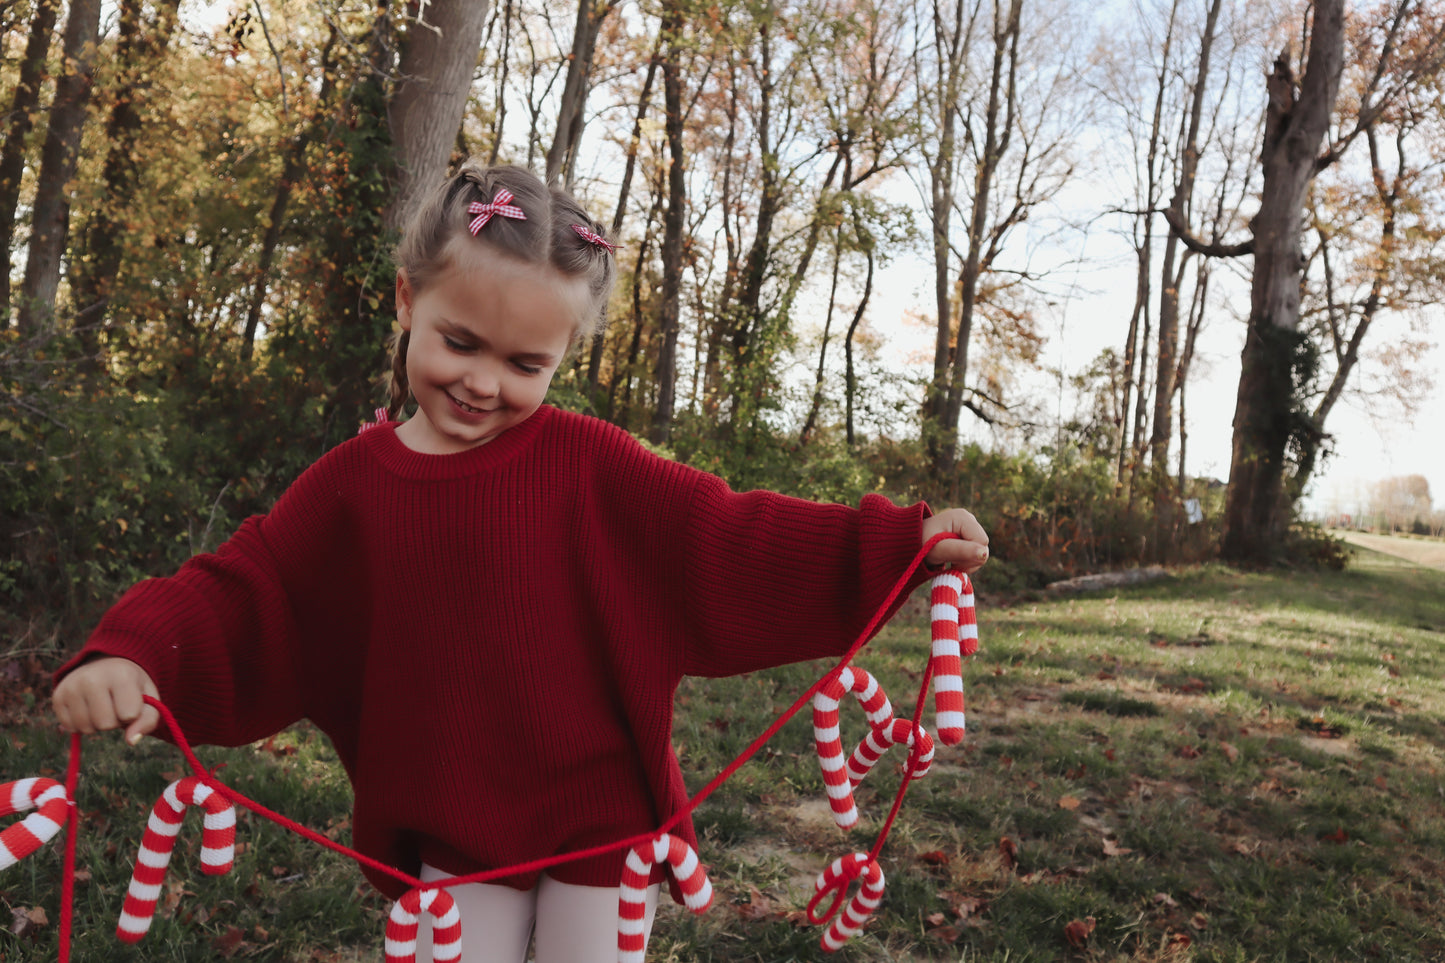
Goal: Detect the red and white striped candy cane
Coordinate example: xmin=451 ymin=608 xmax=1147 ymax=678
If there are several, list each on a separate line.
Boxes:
xmin=618 ymin=834 xmax=712 ymax=963
xmin=846 ymin=717 xmax=935 ymax=786
xmin=0 ymin=778 xmax=68 ymax=871
xmin=385 ymin=886 xmax=461 ymax=963
xmin=812 ymin=853 xmax=885 ymax=952
xmin=814 ymin=666 xmax=895 ymax=829
xmin=930 ymin=571 xmax=978 ymax=745
xmin=116 ymin=777 xmax=237 ymax=943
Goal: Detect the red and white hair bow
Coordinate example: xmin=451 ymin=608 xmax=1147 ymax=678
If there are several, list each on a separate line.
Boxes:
xmin=468 ymin=189 xmax=527 ymax=235
xmin=571 ymin=223 xmax=616 ymax=253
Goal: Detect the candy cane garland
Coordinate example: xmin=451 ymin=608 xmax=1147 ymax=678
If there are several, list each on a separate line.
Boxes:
xmin=811 ymin=853 xmax=885 ymax=952
xmin=385 ymin=887 xmax=461 ymax=963
xmin=0 ymin=778 xmax=68 ymax=871
xmin=116 ymin=777 xmax=236 ymax=943
xmin=813 ymin=667 xmax=895 ymax=829
xmin=845 ymin=717 xmax=935 ymax=786
xmin=929 ymin=571 xmax=978 ymax=745
xmin=618 ymin=834 xmax=712 ymax=963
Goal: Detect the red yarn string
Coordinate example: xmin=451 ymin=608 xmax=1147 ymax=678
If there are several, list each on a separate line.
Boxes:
xmin=59 ymin=533 xmax=960 ymax=949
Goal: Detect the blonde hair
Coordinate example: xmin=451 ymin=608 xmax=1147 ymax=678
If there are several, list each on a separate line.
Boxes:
xmin=385 ymin=162 xmax=616 ymax=420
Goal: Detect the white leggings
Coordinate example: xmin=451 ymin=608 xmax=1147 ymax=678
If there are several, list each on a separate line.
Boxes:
xmin=414 ymin=864 xmax=660 ymax=963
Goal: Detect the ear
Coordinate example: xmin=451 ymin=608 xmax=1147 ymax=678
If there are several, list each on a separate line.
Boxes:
xmin=396 ymin=270 xmax=415 ymax=332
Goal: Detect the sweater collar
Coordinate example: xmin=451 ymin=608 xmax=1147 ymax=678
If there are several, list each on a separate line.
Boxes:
xmin=364 ymin=404 xmax=555 ymax=479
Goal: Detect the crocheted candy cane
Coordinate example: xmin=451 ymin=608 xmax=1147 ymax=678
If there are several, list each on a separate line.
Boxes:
xmin=0 ymin=778 xmax=68 ymax=871
xmin=618 ymin=834 xmax=712 ymax=963
xmin=385 ymin=887 xmax=461 ymax=963
xmin=845 ymin=717 xmax=935 ymax=786
xmin=812 ymin=853 xmax=885 ymax=952
xmin=930 ymin=571 xmax=977 ymax=745
xmin=814 ymin=666 xmax=895 ymax=828
xmin=117 ymin=777 xmax=236 ymax=943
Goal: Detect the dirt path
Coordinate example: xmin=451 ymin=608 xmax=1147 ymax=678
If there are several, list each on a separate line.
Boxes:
xmin=1334 ymin=530 xmax=1445 ymax=571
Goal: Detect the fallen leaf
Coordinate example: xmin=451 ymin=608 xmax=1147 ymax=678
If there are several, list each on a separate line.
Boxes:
xmin=1177 ymin=745 xmax=1202 ymax=759
xmin=926 ymin=912 xmax=948 ymax=926
xmin=1152 ymin=892 xmax=1179 ymax=908
xmin=918 ymin=850 xmax=950 ymax=865
xmin=735 ymin=885 xmax=775 ymax=921
xmin=998 ymin=836 xmax=1018 ymax=872
xmin=1101 ymin=837 xmax=1133 ymax=857
xmin=213 ymin=925 xmax=246 ymax=957
xmin=1104 ymin=748 xmax=1116 ymax=761
xmin=1063 ymin=916 xmax=1096 ymax=947
xmin=1219 ymin=741 xmax=1239 ymax=763
xmin=1058 ymin=795 xmax=1081 ymax=811
xmin=10 ymin=906 xmax=47 ymax=940
xmin=1320 ymin=827 xmax=1349 ymax=844
xmin=1189 ymin=912 xmax=1208 ymax=931
xmin=1167 ymin=931 xmax=1193 ymax=950
xmin=954 ymin=896 xmax=987 ymax=919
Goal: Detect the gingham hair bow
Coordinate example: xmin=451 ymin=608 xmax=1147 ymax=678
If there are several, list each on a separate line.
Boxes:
xmin=468 ymin=189 xmax=527 ymax=235
xmin=571 ymin=223 xmax=616 ymax=253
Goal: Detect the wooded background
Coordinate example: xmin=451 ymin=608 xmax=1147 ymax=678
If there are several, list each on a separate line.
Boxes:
xmin=2 ymin=0 xmax=1443 ymax=642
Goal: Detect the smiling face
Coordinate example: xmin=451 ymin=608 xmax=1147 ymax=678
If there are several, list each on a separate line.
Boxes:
xmin=394 ymin=249 xmax=589 ymax=455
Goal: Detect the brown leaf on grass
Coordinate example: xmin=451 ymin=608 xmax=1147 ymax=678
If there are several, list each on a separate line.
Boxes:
xmin=1189 ymin=912 xmax=1208 ymax=931
xmin=10 ymin=906 xmax=48 ymax=940
xmin=1104 ymin=748 xmax=1116 ymax=761
xmin=1063 ymin=916 xmax=1096 ymax=947
xmin=998 ymin=836 xmax=1018 ymax=872
xmin=1058 ymin=795 xmax=1081 ymax=811
xmin=1230 ymin=838 xmax=1260 ymax=856
xmin=735 ymin=885 xmax=776 ymax=921
xmin=1320 ymin=827 xmax=1349 ymax=844
xmin=1152 ymin=892 xmax=1179 ymax=908
xmin=926 ymin=912 xmax=948 ymax=926
xmin=918 ymin=850 xmax=950 ymax=865
xmin=1101 ymin=837 xmax=1133 ymax=857
xmin=954 ymin=896 xmax=987 ymax=919
xmin=1167 ymin=932 xmax=1193 ymax=951
xmin=1219 ymin=741 xmax=1239 ymax=763
xmin=213 ymin=925 xmax=246 ymax=957
xmin=1176 ymin=744 xmax=1202 ymax=759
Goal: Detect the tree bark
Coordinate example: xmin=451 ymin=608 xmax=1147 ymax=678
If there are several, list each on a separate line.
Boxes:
xmin=648 ymin=1 xmax=688 ymax=444
xmin=1148 ymin=0 xmax=1222 ymax=478
xmin=17 ymin=0 xmax=103 ymax=334
xmin=936 ymin=0 xmax=1022 ymax=475
xmin=800 ymin=226 xmax=843 ymax=444
xmin=0 ymin=0 xmax=60 ymax=324
xmin=843 ymin=243 xmax=874 ymax=447
xmin=1221 ymin=0 xmax=1345 ymax=564
xmin=384 ymin=0 xmax=492 ymax=237
xmin=545 ymin=0 xmax=615 ymax=186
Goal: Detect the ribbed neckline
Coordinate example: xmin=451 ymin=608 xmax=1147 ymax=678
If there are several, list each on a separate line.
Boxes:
xmin=364 ymin=404 xmax=555 ymax=480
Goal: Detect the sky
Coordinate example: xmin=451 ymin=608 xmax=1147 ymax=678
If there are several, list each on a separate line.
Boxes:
xmin=869 ymin=245 xmax=1444 ymax=520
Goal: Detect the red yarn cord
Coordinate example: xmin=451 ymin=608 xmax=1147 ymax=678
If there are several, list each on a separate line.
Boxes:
xmin=117 ymin=534 xmax=956 ymax=908
xmin=59 ymin=732 xmax=81 ymax=963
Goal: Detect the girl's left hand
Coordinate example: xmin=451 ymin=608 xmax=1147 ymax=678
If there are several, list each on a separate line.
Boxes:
xmin=922 ymin=509 xmax=989 ymax=574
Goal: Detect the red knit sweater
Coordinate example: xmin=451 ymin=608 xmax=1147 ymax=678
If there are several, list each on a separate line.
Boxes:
xmin=61 ymin=406 xmax=931 ymax=899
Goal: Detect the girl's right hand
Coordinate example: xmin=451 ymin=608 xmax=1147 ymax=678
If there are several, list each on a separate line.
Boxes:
xmin=53 ymin=657 xmax=160 ymax=745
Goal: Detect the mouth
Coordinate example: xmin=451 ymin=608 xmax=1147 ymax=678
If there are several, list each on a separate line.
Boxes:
xmin=447 ymin=393 xmax=495 ymax=416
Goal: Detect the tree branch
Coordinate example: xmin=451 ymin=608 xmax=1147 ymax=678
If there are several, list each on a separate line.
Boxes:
xmin=1161 ymin=205 xmax=1253 ymax=258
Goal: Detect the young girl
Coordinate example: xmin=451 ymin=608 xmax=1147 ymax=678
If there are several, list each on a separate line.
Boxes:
xmin=52 ymin=162 xmax=989 ymax=963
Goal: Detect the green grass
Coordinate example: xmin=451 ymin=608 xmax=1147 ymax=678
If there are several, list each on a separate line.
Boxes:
xmin=3 ymin=546 xmax=1444 ymax=961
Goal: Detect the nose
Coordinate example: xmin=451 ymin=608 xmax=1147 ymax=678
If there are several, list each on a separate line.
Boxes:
xmin=461 ymin=359 xmax=501 ymax=400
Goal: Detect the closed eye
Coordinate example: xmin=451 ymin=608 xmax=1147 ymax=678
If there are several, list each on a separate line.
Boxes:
xmin=443 ymin=335 xmax=473 ymax=353
xmin=513 ymin=359 xmax=545 ymax=375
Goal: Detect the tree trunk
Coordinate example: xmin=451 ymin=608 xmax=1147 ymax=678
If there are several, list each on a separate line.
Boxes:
xmin=545 ymin=0 xmax=614 ymax=185
xmin=844 ymin=244 xmax=875 ymax=447
xmin=586 ymin=40 xmax=660 ymax=390
xmin=1221 ymin=0 xmax=1345 ymax=564
xmin=1148 ymin=0 xmax=1221 ymax=477
xmin=17 ymin=0 xmax=103 ymax=334
xmin=937 ymin=0 xmax=1022 ymax=475
xmin=648 ymin=2 xmax=687 ymax=445
xmin=800 ymin=226 xmax=843 ymax=444
xmin=0 ymin=0 xmax=60 ymax=325
xmin=71 ymin=0 xmax=182 ymax=351
xmin=384 ymin=0 xmax=492 ymax=237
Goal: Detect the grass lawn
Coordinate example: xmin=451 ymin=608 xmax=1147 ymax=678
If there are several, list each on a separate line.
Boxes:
xmin=3 ymin=545 xmax=1444 ymax=961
